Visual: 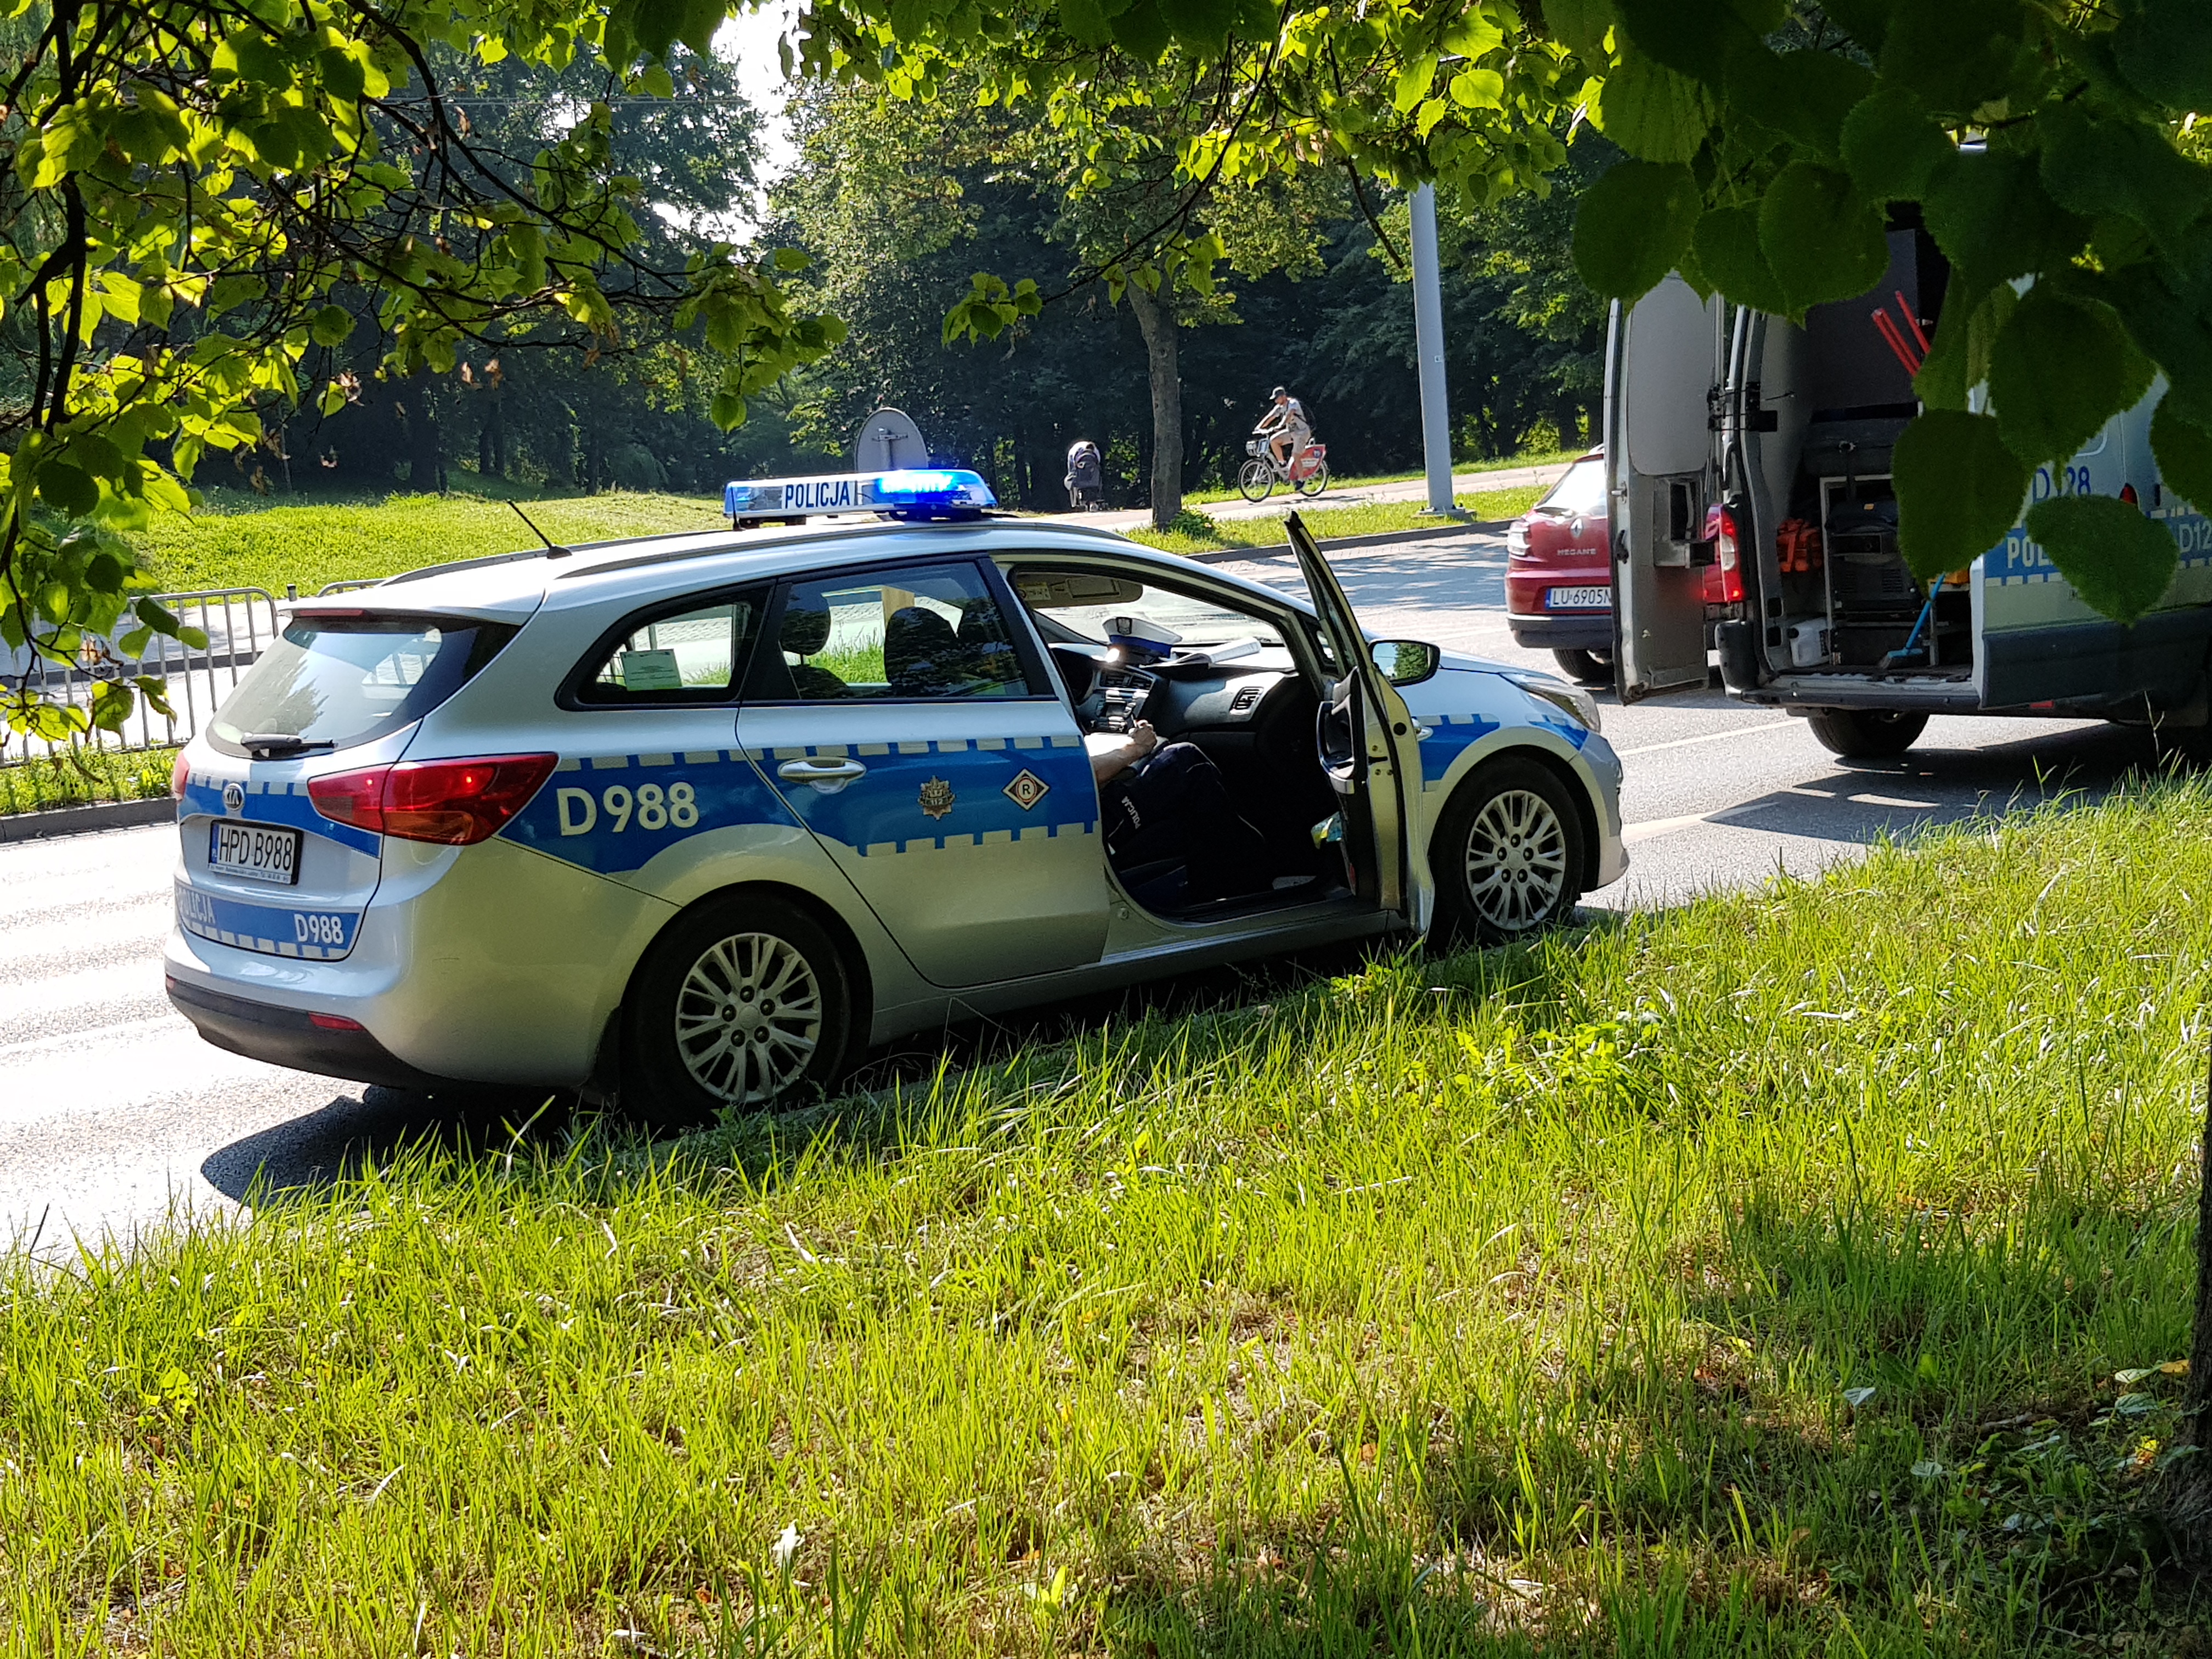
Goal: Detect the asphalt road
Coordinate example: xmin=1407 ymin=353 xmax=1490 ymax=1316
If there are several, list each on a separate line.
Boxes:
xmin=0 ymin=525 xmax=2174 ymax=1253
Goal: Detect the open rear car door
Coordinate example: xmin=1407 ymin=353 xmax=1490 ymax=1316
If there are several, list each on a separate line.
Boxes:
xmin=1285 ymin=512 xmax=1426 ymax=923
xmin=1607 ymin=275 xmax=1726 ymax=702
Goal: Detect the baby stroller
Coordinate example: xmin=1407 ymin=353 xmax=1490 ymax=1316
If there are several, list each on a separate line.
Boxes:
xmin=1065 ymin=439 xmax=1105 ymax=510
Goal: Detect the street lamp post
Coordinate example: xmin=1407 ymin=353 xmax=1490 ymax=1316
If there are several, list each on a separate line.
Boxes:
xmin=1409 ymin=184 xmax=1457 ymax=516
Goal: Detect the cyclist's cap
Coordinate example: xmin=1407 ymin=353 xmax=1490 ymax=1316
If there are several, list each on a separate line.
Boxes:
xmin=1270 ymin=386 xmax=1286 ymax=398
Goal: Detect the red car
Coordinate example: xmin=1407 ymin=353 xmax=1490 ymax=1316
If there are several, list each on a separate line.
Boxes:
xmin=1504 ymin=447 xmax=1743 ymax=686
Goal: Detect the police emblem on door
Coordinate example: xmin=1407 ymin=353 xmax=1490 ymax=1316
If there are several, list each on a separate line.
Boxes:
xmin=918 ymin=776 xmax=956 ymax=820
xmin=1001 ymin=769 xmax=1050 ymax=811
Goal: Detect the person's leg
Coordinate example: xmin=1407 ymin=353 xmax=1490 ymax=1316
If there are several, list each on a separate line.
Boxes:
xmin=1116 ymin=743 xmax=1270 ymax=901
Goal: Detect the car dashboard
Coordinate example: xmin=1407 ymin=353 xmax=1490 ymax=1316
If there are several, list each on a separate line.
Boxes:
xmin=1049 ymin=642 xmax=1299 ymax=740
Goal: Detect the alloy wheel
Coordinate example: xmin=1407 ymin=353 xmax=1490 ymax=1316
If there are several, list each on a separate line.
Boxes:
xmin=672 ymin=932 xmax=825 ymax=1105
xmin=1461 ymin=787 xmax=1570 ymax=934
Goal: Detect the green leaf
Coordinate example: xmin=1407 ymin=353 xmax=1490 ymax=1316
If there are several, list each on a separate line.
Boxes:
xmin=1727 ymin=50 xmax=1875 ymax=164
xmin=2102 ymin=266 xmax=2212 ymax=430
xmin=1815 ymin=0 xmax=1895 ymax=53
xmin=1060 ymin=0 xmax=1117 ymax=46
xmin=1914 ymin=282 xmax=2016 ymax=411
xmin=1894 ymin=410 xmax=2029 ymax=579
xmin=309 ymin=304 xmax=356 ymax=347
xmin=2113 ymin=0 xmax=2212 ymax=111
xmin=63 ymin=433 xmax=125 ymax=482
xmin=1108 ymin=0 xmax=1173 ymax=59
xmin=772 ymin=247 xmax=810 ymax=272
xmin=1393 ymin=53 xmax=1438 ymax=115
xmin=677 ymin=0 xmax=724 ymax=57
xmin=1571 ymin=160 xmax=1702 ymax=304
xmin=2039 ymin=106 xmax=2212 ymax=256
xmin=2151 ymin=400 xmax=2212 ymax=512
xmin=1611 ymin=0 xmax=1764 ymax=81
xmin=1878 ymin=0 xmax=2026 ymax=116
xmin=1540 ymin=0 xmax=1613 ymax=57
xmin=86 ymin=552 xmax=125 ymax=594
xmin=1691 ymin=205 xmax=1788 ymax=314
xmin=1758 ymin=163 xmax=1888 ymax=314
xmin=137 ymin=596 xmax=183 ymax=638
xmin=36 ymin=461 xmax=99 ymax=516
xmin=2024 ymin=494 xmax=2178 ymax=623
xmin=1987 ymin=287 xmax=2152 ymax=469
xmin=317 ymin=47 xmax=366 ymax=103
xmin=1922 ymin=149 xmax=2090 ymax=287
xmin=631 ymin=0 xmax=686 ymax=59
xmin=1590 ymin=52 xmax=1713 ymax=165
xmin=1839 ymin=86 xmax=1951 ymax=201
xmin=710 ymin=390 xmax=746 ymax=430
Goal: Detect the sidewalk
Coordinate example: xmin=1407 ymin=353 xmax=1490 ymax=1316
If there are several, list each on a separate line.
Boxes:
xmin=1082 ymin=460 xmax=1575 ymax=531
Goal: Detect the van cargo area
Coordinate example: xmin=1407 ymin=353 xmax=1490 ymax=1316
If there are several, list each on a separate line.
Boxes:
xmin=1743 ymin=230 xmax=1960 ymax=680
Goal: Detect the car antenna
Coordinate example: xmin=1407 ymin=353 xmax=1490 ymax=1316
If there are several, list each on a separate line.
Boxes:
xmin=509 ymin=500 xmax=573 ymax=560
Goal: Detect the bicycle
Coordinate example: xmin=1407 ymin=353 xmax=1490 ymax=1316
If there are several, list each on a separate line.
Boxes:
xmin=1236 ymin=433 xmax=1330 ymax=502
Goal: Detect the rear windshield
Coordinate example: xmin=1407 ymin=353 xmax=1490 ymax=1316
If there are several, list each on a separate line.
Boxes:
xmin=1535 ymin=455 xmax=1607 ymax=517
xmin=208 ymin=614 xmax=515 ymax=757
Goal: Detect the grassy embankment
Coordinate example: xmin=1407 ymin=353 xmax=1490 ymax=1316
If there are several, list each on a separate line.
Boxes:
xmin=7 ymin=780 xmax=2211 ymax=1652
xmin=122 ymin=484 xmax=1544 ymax=596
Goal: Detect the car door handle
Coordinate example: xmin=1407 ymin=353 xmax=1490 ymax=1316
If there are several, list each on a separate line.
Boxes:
xmin=777 ymin=757 xmax=867 ymax=792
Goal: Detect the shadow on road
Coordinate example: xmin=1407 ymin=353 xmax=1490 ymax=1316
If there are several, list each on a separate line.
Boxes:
xmin=200 ymin=1082 xmax=575 ymax=1204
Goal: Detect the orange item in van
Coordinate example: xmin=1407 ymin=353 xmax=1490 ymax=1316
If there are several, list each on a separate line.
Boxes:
xmin=1776 ymin=517 xmax=1823 ymax=574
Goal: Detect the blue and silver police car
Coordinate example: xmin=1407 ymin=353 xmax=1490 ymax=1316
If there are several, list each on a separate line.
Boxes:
xmin=165 ymin=470 xmax=1626 ymax=1122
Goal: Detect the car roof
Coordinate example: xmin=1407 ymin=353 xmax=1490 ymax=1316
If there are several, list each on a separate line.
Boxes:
xmin=301 ymin=514 xmax=1322 ymax=624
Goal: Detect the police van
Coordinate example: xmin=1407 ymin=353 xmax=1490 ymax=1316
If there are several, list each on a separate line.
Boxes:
xmin=165 ymin=470 xmax=1626 ymax=1122
xmin=1609 ymin=238 xmax=2209 ymax=756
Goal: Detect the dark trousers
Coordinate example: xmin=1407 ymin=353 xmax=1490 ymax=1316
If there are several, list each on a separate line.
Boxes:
xmin=1102 ymin=742 xmax=1269 ymax=902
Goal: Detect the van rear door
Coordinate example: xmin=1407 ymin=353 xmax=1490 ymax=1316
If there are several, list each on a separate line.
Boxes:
xmin=1607 ymin=275 xmax=1726 ymax=701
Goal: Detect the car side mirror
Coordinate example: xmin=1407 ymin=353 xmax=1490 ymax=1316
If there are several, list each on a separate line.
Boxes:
xmin=1370 ymin=639 xmax=1440 ymax=687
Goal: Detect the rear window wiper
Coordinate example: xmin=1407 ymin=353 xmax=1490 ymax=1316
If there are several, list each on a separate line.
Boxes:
xmin=238 ymin=733 xmax=335 ymax=759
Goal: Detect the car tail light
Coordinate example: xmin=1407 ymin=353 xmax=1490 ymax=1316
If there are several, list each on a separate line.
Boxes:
xmin=1703 ymin=503 xmax=1745 ymax=605
xmin=308 ymin=754 xmax=557 ymax=845
xmin=2120 ymin=482 xmax=2140 ymax=506
xmin=171 ymin=753 xmax=190 ymax=799
xmin=308 ymin=1012 xmax=364 ymax=1031
xmin=1506 ymin=516 xmax=1530 ymax=557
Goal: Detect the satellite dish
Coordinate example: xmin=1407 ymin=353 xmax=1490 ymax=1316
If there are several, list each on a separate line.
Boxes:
xmin=853 ymin=408 xmax=930 ymax=472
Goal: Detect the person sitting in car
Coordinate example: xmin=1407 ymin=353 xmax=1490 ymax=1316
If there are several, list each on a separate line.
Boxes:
xmin=1087 ymin=719 xmax=1271 ymax=909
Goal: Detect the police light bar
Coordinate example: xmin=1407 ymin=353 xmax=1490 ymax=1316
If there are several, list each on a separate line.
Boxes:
xmin=722 ymin=469 xmax=997 ymax=522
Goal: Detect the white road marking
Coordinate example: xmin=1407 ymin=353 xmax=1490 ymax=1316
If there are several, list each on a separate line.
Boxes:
xmin=1622 ymin=805 xmax=1758 ymax=845
xmin=1614 ymin=719 xmax=1795 ymax=758
xmin=1849 ymin=792 xmax=1940 ymax=809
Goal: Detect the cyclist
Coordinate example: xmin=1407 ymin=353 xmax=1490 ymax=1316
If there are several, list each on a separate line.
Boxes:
xmin=1255 ymin=387 xmax=1312 ymax=472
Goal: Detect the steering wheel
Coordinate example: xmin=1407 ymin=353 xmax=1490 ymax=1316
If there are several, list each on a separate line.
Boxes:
xmin=1315 ymin=675 xmax=1362 ymax=795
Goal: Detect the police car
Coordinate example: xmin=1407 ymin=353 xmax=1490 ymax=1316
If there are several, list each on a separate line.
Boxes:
xmin=165 ymin=469 xmax=1626 ymax=1123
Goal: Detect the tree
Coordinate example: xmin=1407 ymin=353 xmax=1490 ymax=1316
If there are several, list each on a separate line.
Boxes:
xmin=1 ymin=0 xmax=840 ymax=742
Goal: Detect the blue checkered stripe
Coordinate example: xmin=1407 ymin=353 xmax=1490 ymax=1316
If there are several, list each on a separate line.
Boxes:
xmin=179 ymin=775 xmax=382 ymax=857
xmin=175 ymin=881 xmax=362 ymax=959
xmin=759 ymin=735 xmax=1099 ymax=857
xmin=1417 ymin=713 xmax=1503 ymax=789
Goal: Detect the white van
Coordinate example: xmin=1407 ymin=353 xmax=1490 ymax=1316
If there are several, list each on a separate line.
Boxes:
xmin=1606 ymin=230 xmax=2212 ymax=756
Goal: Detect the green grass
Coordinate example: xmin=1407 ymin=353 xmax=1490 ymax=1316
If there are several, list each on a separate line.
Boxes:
xmin=0 ymin=742 xmax=177 ymax=815
xmin=127 ymin=488 xmax=727 ymax=597
xmin=8 ymin=777 xmax=2212 ymax=1652
xmin=1179 ymin=448 xmax=1582 ymax=507
xmin=1128 ymin=487 xmax=1543 ymax=556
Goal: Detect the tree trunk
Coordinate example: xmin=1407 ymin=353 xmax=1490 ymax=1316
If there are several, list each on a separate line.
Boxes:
xmin=1127 ymin=284 xmax=1182 ymax=530
xmin=404 ymin=371 xmax=442 ymax=492
xmin=479 ymin=396 xmax=506 ymax=479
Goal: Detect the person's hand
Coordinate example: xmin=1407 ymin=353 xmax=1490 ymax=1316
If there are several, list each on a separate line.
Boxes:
xmin=1129 ymin=720 xmax=1160 ymax=757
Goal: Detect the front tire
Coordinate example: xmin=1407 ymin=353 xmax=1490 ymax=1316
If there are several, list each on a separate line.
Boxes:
xmin=1294 ymin=456 xmax=1330 ymax=496
xmin=1806 ymin=708 xmax=1927 ymax=759
xmin=1429 ymin=758 xmax=1586 ymax=946
xmin=1551 ymin=647 xmax=1612 ymax=686
xmin=622 ymin=893 xmax=856 ymax=1130
xmin=1237 ymin=459 xmax=1275 ymax=503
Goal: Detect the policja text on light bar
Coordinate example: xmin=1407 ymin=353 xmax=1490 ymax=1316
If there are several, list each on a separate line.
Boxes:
xmin=722 ymin=469 xmax=998 ymax=522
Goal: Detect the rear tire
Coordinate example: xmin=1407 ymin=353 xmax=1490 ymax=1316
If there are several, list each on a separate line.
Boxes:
xmin=1294 ymin=457 xmax=1330 ymax=496
xmin=1237 ymin=459 xmax=1275 ymax=503
xmin=1806 ymin=707 xmax=1927 ymax=759
xmin=1429 ymin=758 xmax=1586 ymax=946
xmin=621 ymin=893 xmax=857 ymax=1131
xmin=1551 ymin=647 xmax=1612 ymax=686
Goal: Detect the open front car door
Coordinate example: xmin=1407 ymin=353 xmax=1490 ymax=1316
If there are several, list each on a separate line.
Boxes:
xmin=1607 ymin=275 xmax=1725 ymax=702
xmin=1284 ymin=512 xmax=1426 ymax=924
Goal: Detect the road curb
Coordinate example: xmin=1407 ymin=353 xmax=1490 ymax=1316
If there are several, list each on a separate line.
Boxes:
xmin=1183 ymin=519 xmax=1512 ymax=563
xmin=0 ymin=795 xmax=176 ymax=843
